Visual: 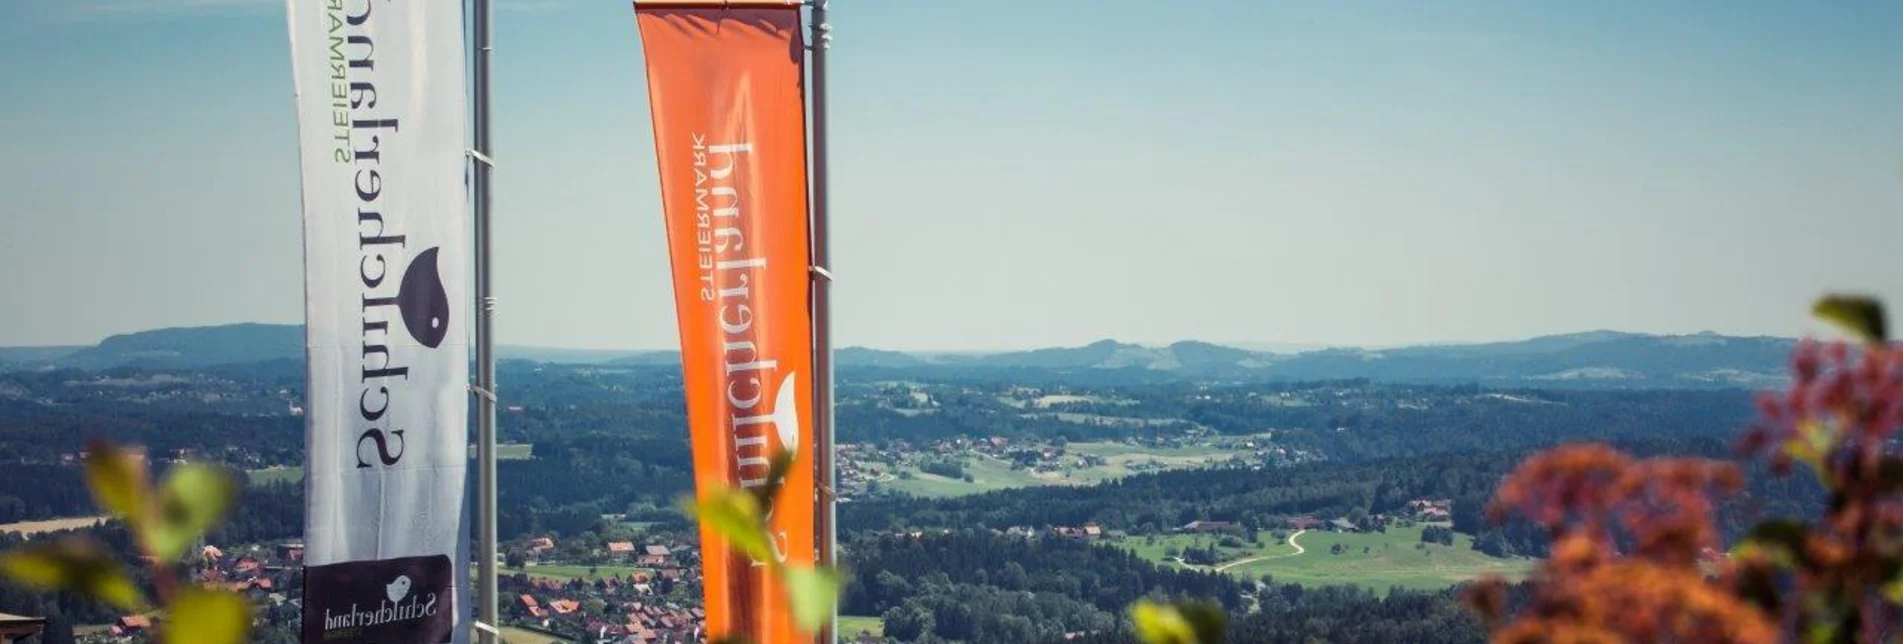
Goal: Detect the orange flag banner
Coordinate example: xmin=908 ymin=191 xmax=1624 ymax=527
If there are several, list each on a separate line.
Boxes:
xmin=632 ymin=4 xmax=816 ymax=642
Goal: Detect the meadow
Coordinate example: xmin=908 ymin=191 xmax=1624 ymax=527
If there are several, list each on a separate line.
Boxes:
xmin=880 ymin=439 xmax=1251 ymax=498
xmin=837 ymin=614 xmax=885 ymax=638
xmin=504 ymin=563 xmax=652 ymax=582
xmin=1223 ymin=524 xmax=1532 ymax=592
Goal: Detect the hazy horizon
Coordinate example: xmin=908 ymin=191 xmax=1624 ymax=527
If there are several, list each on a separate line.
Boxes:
xmin=0 ymin=318 xmax=1810 ymax=356
xmin=3 ymin=0 xmax=1899 ymax=351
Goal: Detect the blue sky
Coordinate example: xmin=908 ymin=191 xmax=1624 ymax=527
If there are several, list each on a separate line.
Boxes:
xmin=1 ymin=0 xmax=1899 ymax=350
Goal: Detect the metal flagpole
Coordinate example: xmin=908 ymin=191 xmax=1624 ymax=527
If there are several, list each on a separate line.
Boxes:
xmin=807 ymin=2 xmax=836 ymax=643
xmin=470 ymin=0 xmax=500 ymax=637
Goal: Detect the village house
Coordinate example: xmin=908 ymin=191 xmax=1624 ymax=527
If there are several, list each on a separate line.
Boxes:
xmin=1407 ymin=498 xmax=1453 ymax=521
xmin=638 ymin=545 xmax=671 ymax=566
xmin=233 ymin=554 xmax=263 ymax=575
xmin=0 ymin=612 xmax=46 ymax=644
xmin=276 ymin=542 xmax=305 ymax=562
xmin=110 ymin=615 xmax=152 ymax=638
xmin=607 ymin=541 xmax=637 ymax=558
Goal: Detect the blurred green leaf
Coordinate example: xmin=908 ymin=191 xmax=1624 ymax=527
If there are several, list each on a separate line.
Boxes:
xmin=1884 ymin=579 xmax=1903 ymax=605
xmin=1133 ymin=601 xmax=1195 ymax=644
xmin=1805 ymin=622 xmax=1836 ymax=644
xmin=163 ymin=588 xmax=250 ymax=644
xmin=1744 ymin=519 xmax=1810 ymax=551
xmin=784 ymin=564 xmax=842 ymax=633
xmin=748 ymin=450 xmax=797 ymax=515
xmin=0 ymin=538 xmax=147 ymax=612
xmin=1178 ymin=602 xmax=1227 ymax=644
xmin=1132 ymin=600 xmax=1224 ymax=644
xmin=1813 ymin=295 xmax=1887 ymax=344
xmin=1738 ymin=519 xmax=1810 ymax=569
xmin=1781 ymin=421 xmax=1835 ymax=480
xmin=682 ymin=491 xmax=774 ymax=566
xmin=149 ymin=463 xmax=237 ymax=560
xmin=84 ymin=441 xmax=148 ymax=523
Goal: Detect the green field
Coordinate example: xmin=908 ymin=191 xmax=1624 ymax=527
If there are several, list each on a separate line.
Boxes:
xmin=1223 ymin=525 xmax=1532 ymax=592
xmin=498 ymin=443 xmax=533 ymax=460
xmin=837 ymin=614 xmax=884 ymax=638
xmin=498 ymin=626 xmax=567 ymax=644
xmin=1117 ymin=533 xmax=1299 ymax=567
xmin=246 ymin=466 xmax=302 ymax=485
xmin=884 ymin=456 xmax=1055 ymax=498
xmin=882 ymin=439 xmax=1254 ymax=498
xmin=505 ymin=564 xmax=651 ymax=582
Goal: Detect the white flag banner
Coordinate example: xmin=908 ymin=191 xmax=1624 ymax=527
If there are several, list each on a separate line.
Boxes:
xmin=285 ymin=0 xmax=469 ymax=642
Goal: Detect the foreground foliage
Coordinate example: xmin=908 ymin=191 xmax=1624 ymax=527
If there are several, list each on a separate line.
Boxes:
xmin=1471 ymin=295 xmax=1903 ymax=643
xmin=0 ymin=441 xmax=247 ymax=644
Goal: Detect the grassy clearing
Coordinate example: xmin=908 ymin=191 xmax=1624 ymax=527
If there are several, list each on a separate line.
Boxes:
xmin=838 ymin=614 xmax=884 ymax=638
xmin=1224 ymin=524 xmax=1532 ymax=592
xmin=505 ymin=564 xmax=652 ymax=582
xmin=1116 ymin=533 xmax=1298 ymax=566
xmin=498 ymin=443 xmax=533 ymax=460
xmin=883 ymin=440 xmax=1256 ymax=498
xmin=498 ymin=626 xmax=566 ymax=644
xmin=246 ymin=466 xmax=303 ymax=485
xmin=884 ymin=457 xmax=1057 ymax=498
xmin=0 ymin=516 xmax=108 ymax=536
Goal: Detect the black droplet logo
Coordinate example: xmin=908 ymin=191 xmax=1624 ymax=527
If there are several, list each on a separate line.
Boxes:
xmin=397 ymin=247 xmax=450 ymax=349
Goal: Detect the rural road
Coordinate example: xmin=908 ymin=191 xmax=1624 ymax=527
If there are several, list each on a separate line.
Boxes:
xmin=1215 ymin=529 xmax=1307 ymax=572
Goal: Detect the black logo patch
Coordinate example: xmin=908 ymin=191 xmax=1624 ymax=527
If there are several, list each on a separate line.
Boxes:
xmin=303 ymin=554 xmax=454 ymax=643
xmin=396 ymin=247 xmax=450 ymax=349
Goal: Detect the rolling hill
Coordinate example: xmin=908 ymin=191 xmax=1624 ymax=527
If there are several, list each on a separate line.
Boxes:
xmin=0 ymin=323 xmax=1796 ymax=387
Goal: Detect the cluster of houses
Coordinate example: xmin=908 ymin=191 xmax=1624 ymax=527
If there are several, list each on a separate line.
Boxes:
xmin=504 ymin=535 xmax=714 ymax=642
xmin=511 ymin=590 xmax=705 ymax=643
xmin=97 ymin=542 xmax=305 ymax=642
xmin=995 ymin=523 xmax=1130 ymax=541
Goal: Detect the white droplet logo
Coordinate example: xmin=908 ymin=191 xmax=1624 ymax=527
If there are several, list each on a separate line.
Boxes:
xmin=386 ymin=575 xmax=412 ymax=603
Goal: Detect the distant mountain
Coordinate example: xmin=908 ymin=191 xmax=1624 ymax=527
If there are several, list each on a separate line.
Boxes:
xmin=1168 ymin=340 xmax=1264 ymax=368
xmin=1265 ymin=331 xmax=1792 ymax=386
xmin=837 ymin=331 xmax=1793 ymax=388
xmin=837 ymin=347 xmax=924 ymax=368
xmin=606 ymin=351 xmax=682 ymax=366
xmin=0 ymin=346 xmax=83 ymax=368
xmin=0 ymin=323 xmax=1801 ymax=388
xmin=496 ymin=346 xmax=645 ymax=364
xmin=56 ymin=323 xmax=304 ymax=369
